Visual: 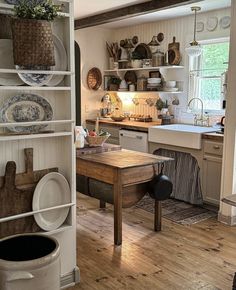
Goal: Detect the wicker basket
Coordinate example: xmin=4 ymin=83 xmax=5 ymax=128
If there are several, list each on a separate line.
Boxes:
xmin=85 ymin=134 xmax=110 ymax=147
xmin=11 ymin=18 xmax=55 ymax=66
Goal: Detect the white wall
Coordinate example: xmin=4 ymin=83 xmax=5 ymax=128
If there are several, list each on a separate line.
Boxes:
xmin=74 ymin=27 xmax=113 ymax=125
xmin=75 ymin=8 xmax=230 ymax=124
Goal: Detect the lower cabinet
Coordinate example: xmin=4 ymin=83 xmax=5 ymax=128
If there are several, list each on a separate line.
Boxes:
xmin=202 ymin=140 xmax=223 ymax=205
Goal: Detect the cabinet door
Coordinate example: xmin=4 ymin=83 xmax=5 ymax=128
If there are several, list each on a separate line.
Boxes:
xmin=202 ymin=155 xmax=222 ymax=205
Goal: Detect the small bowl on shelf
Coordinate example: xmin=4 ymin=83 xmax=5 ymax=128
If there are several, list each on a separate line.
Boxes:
xmin=165 ymin=80 xmax=176 ymax=88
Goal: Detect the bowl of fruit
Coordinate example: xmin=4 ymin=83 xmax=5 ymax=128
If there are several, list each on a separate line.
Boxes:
xmin=85 ymin=130 xmax=111 ymax=147
xmin=111 ymin=115 xmax=126 ymax=122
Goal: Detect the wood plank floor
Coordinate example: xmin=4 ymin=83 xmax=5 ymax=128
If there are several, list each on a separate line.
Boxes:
xmin=68 ymin=193 xmax=236 ymax=290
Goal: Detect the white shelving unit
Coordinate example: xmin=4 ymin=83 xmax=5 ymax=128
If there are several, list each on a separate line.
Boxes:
xmin=0 ymin=0 xmax=78 ymax=288
xmin=104 ymin=65 xmax=185 ymax=94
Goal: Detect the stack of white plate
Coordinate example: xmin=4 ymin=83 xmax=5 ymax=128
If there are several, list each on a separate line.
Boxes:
xmin=163 ymin=80 xmax=179 ymax=92
xmin=147 ymin=77 xmax=161 ymax=90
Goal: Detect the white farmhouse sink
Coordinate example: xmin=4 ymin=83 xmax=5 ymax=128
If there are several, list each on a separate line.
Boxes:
xmin=148 ymin=124 xmax=218 ymax=149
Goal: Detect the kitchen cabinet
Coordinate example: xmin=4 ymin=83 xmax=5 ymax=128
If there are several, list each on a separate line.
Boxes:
xmin=103 ymin=66 xmax=184 ymax=93
xmin=202 ymin=140 xmax=223 ymax=205
xmin=0 ymin=0 xmax=79 ymax=287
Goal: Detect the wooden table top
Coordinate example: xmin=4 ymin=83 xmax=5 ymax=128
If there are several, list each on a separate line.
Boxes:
xmin=77 ymin=149 xmax=172 ymax=169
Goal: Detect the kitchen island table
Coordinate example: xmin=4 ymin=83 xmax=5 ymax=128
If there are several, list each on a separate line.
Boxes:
xmin=76 ymin=149 xmax=172 ymax=245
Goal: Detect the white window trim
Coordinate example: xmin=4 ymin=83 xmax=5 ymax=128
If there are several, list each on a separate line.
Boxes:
xmin=188 ymin=37 xmax=229 ymax=115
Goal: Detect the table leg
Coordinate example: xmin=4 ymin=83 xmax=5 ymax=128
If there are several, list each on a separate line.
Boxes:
xmin=154 ymin=200 xmax=162 ymax=231
xmin=100 ymin=200 xmax=106 ymax=208
xmin=113 ymin=169 xmax=122 ymax=246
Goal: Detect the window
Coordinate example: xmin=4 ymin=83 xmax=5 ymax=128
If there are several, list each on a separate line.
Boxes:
xmin=189 ymin=39 xmax=229 ymax=112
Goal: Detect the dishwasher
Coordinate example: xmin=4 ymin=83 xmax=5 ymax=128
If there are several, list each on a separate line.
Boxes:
xmin=119 ymin=129 xmax=148 ymax=153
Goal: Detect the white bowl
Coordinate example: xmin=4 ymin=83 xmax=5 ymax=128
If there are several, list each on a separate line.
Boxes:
xmin=165 ymin=80 xmax=176 ymax=88
xmin=147 ymin=78 xmax=161 ymax=84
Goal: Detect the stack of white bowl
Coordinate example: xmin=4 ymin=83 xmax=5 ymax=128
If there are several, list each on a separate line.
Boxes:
xmin=147 ymin=77 xmax=161 ymax=90
xmin=164 ymin=80 xmax=178 ymax=92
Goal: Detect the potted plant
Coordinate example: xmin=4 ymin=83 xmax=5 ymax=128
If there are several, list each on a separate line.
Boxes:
xmin=131 ymin=51 xmax=143 ymax=68
xmin=108 ymin=76 xmax=121 ymax=91
xmin=11 ymin=0 xmax=61 ymax=66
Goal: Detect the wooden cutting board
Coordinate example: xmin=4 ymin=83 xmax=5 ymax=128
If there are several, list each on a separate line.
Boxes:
xmin=0 ymin=161 xmax=39 ymax=238
xmin=168 ymin=36 xmax=180 ymax=50
xmin=0 ymin=148 xmax=58 ymax=238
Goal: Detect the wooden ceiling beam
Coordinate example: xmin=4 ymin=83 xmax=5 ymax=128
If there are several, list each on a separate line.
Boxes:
xmin=74 ymin=0 xmax=202 ymax=30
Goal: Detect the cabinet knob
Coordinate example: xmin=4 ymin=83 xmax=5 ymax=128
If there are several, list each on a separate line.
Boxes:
xmin=213 ymin=145 xmax=220 ymax=149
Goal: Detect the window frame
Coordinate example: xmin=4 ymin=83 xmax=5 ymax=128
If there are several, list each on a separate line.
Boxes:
xmin=188 ymin=37 xmax=229 ymax=114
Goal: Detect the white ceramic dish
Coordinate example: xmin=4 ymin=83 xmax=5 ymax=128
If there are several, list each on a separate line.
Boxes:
xmin=46 ymin=34 xmax=67 ymax=86
xmin=0 ymin=93 xmax=53 ymax=133
xmin=147 ymin=78 xmax=161 ymax=84
xmin=165 ymin=80 xmax=176 ymax=88
xmin=219 ymin=16 xmax=231 ymax=29
xmin=163 ymin=87 xmax=179 ymax=92
xmin=33 ymin=172 xmax=70 ymax=231
xmin=196 ymin=21 xmax=204 ymax=32
xmin=0 ymin=39 xmax=24 ymax=86
xmin=206 ymin=17 xmax=218 ymax=31
xmin=16 ymin=65 xmax=53 ymax=87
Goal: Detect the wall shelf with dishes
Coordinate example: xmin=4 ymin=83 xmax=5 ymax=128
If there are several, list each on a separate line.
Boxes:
xmin=0 ymin=0 xmax=78 ymax=285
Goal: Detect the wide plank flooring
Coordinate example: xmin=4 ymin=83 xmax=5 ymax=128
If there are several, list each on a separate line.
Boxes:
xmin=68 ymin=193 xmax=236 ymax=290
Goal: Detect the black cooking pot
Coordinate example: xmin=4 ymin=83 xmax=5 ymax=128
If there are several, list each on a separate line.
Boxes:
xmin=220 ymin=116 xmax=225 ymax=133
xmin=148 ymin=163 xmax=173 ymax=201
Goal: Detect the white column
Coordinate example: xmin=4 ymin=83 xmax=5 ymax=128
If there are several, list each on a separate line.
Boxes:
xmin=219 ymin=0 xmax=236 ymax=224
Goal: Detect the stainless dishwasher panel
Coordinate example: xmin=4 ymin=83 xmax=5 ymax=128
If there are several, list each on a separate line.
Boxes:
xmin=119 ymin=129 xmax=148 ymax=153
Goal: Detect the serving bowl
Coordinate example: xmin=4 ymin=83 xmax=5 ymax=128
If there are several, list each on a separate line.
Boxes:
xmin=165 ymin=80 xmax=176 ymax=88
xmin=111 ymin=116 xmax=126 ymax=122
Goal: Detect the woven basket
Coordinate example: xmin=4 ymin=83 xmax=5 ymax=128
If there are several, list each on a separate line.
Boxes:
xmin=85 ymin=134 xmax=110 ymax=147
xmin=11 ymin=18 xmax=55 ymax=66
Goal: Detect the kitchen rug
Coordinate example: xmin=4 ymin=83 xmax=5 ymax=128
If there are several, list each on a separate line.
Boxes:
xmin=135 ymin=195 xmax=217 ymax=225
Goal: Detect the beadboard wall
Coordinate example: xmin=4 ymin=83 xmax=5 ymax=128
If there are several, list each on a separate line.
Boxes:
xmin=75 ymin=7 xmax=231 ymax=124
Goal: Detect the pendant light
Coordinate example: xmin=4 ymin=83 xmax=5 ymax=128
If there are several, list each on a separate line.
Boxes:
xmin=185 ymin=7 xmax=202 ymax=57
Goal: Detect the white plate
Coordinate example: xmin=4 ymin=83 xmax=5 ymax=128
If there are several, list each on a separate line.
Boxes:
xmin=219 ymin=16 xmax=231 ymax=29
xmin=196 ymin=21 xmax=204 ymax=32
xmin=0 ymin=39 xmax=24 ymax=86
xmin=163 ymin=87 xmax=179 ymax=92
xmin=47 ymin=34 xmax=67 ymax=87
xmin=206 ymin=17 xmax=218 ymax=31
xmin=33 ymin=172 xmax=70 ymax=231
xmin=16 ymin=65 xmax=53 ymax=87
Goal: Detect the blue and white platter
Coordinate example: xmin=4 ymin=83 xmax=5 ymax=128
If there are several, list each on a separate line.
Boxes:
xmin=0 ymin=93 xmax=53 ymax=133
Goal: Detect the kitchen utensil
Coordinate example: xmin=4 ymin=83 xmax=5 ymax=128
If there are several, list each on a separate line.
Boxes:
xmin=124 ymin=71 xmax=137 ymax=84
xmin=168 ymin=36 xmax=180 ymax=51
xmin=0 ymin=161 xmax=39 ymax=238
xmin=33 ymin=172 xmax=71 ymax=231
xmin=167 ymin=47 xmax=181 ymax=65
xmin=157 ymin=33 xmax=164 ymax=43
xmin=132 ymin=36 xmax=139 ymax=45
xmin=148 ymin=163 xmax=173 ymax=200
xmin=0 ymin=93 xmax=53 ymax=133
xmin=87 ymin=67 xmax=102 ymax=90
xmin=133 ymin=43 xmax=152 ymax=59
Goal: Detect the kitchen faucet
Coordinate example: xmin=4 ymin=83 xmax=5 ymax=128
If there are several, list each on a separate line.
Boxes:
xmin=187 ymin=97 xmax=209 ymax=126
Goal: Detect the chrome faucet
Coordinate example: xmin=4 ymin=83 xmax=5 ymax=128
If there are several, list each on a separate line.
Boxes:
xmin=187 ymin=97 xmax=209 ymax=126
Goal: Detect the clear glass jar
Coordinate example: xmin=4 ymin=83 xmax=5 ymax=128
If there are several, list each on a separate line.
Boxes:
xmin=152 ymin=49 xmax=164 ymax=67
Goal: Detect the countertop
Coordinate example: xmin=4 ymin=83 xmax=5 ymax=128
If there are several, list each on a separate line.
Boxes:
xmin=86 ymin=119 xmax=224 ymax=141
xmin=86 ymin=119 xmax=161 ymax=132
xmin=202 ymin=132 xmax=224 ymax=142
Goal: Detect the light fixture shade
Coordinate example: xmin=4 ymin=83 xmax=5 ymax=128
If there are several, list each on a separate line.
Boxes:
xmin=185 ymin=45 xmax=202 ymax=57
